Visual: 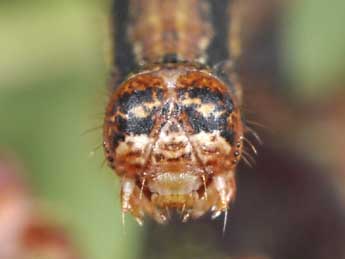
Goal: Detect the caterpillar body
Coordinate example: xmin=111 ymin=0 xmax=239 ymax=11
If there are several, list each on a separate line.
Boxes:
xmin=104 ymin=0 xmax=245 ymax=226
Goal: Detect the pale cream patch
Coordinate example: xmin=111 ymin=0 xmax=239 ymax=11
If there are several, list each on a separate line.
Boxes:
xmin=121 ymin=178 xmax=136 ymax=210
xmin=189 ymin=131 xmax=232 ymax=164
xmin=128 ymin=105 xmax=148 ymax=118
xmin=116 ymin=134 xmax=153 ymax=166
xmin=153 ymin=120 xmax=193 ymax=160
xmin=132 ymin=43 xmax=143 ymax=64
xmin=148 ymin=172 xmax=201 ymax=195
xmin=196 ymin=103 xmax=216 ymax=116
xmin=127 ymin=99 xmax=161 ymax=118
xmin=195 ymin=103 xmax=224 ymax=118
xmin=198 ymin=36 xmax=210 ymax=50
xmin=181 ymin=98 xmax=201 ymax=106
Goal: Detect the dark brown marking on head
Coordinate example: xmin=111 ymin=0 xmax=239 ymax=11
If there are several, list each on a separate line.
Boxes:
xmin=105 ymin=74 xmax=166 ymax=149
xmin=176 ymin=72 xmax=237 ymax=145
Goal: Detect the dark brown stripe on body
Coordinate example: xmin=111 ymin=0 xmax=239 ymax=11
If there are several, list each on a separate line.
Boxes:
xmin=111 ymin=0 xmax=137 ymax=85
xmin=206 ymin=0 xmax=232 ymax=65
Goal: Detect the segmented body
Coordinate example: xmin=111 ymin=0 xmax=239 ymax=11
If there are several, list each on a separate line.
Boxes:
xmin=104 ymin=0 xmax=244 ymax=224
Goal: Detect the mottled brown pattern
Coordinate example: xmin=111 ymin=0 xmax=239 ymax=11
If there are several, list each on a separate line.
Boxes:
xmin=104 ymin=74 xmax=166 ymax=177
xmin=128 ymin=0 xmax=213 ymax=64
xmin=104 ymin=63 xmax=244 ymax=224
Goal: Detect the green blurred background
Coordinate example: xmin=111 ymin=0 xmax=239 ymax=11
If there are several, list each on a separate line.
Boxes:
xmin=0 ymin=1 xmax=142 ymax=259
xmin=0 ymin=0 xmax=344 ymax=258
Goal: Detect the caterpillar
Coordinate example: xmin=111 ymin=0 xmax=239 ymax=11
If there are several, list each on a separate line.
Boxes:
xmin=103 ymin=0 xmax=247 ymax=229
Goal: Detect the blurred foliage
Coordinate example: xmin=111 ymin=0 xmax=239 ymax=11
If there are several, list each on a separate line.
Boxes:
xmin=0 ymin=1 xmax=142 ymax=259
xmin=282 ymin=0 xmax=345 ymax=98
xmin=0 ymin=0 xmax=344 ymax=258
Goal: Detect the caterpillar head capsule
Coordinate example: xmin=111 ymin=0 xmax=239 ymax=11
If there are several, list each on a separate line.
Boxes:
xmin=103 ymin=63 xmax=243 ymax=224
